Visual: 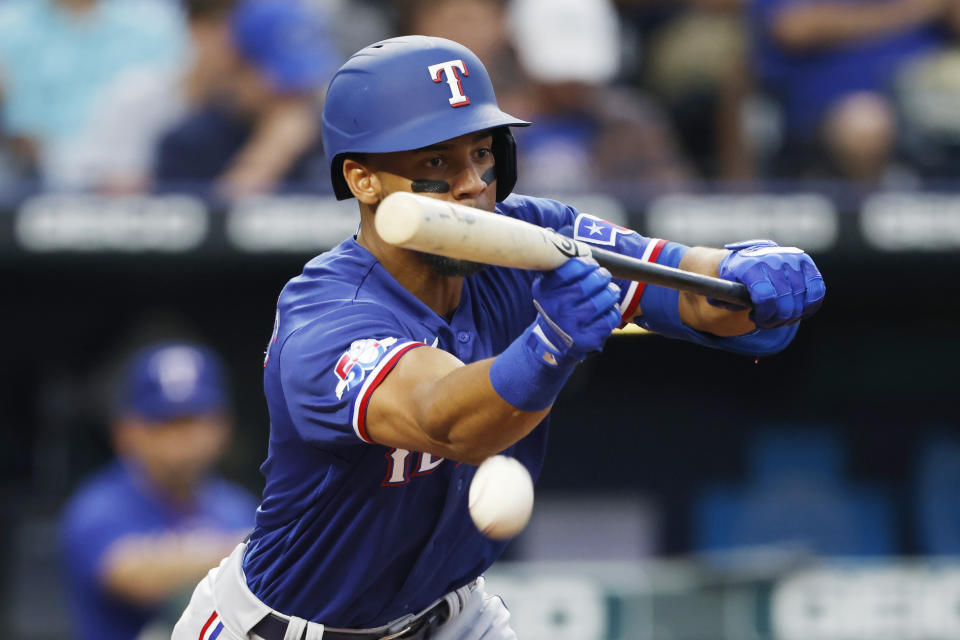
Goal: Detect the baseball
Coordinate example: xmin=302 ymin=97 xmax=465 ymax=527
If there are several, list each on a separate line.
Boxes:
xmin=468 ymin=455 xmax=534 ymax=540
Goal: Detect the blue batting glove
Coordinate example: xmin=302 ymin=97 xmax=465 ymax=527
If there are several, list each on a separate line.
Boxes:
xmin=710 ymin=239 xmax=826 ymax=330
xmin=489 ymin=257 xmax=621 ymax=411
xmin=531 ymin=257 xmax=622 ymax=360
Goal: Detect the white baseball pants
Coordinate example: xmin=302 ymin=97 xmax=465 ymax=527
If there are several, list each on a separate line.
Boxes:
xmin=171 ymin=543 xmax=517 ymax=640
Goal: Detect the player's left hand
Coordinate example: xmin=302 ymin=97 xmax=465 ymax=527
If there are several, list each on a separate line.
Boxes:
xmin=709 ymin=239 xmax=825 ymax=329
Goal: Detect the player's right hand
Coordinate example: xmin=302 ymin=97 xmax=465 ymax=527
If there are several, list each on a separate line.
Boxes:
xmin=531 ymin=257 xmax=621 ymax=359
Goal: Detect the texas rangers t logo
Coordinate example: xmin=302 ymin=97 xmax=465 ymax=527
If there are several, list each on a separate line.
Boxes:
xmin=428 ymin=59 xmax=470 ymax=107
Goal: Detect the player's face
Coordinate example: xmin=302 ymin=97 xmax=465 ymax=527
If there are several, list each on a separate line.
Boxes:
xmin=118 ymin=413 xmax=230 ymax=494
xmin=371 ymin=130 xmax=497 ymax=212
xmin=367 ymin=131 xmax=497 ymax=276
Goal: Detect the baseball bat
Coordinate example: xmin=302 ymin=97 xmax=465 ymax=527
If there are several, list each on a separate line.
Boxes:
xmin=375 ymin=192 xmax=751 ymax=307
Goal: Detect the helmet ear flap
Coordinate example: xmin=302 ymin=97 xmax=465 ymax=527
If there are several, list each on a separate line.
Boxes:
xmin=492 ymin=127 xmax=518 ymax=202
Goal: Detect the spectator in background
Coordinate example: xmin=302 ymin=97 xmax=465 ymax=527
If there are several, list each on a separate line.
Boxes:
xmin=616 ymin=0 xmax=755 ymax=180
xmin=60 ymin=342 xmax=257 ymax=640
xmin=326 ymin=0 xmax=394 ymax=63
xmin=507 ymin=0 xmax=693 ymax=195
xmin=154 ymin=0 xmax=340 ymax=199
xmin=0 ymin=0 xmax=186 ymax=188
xmin=750 ymin=0 xmax=960 ymax=182
xmin=56 ymin=0 xmax=239 ymax=193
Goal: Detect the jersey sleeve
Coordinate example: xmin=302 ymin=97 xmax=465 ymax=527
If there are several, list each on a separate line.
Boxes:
xmin=497 ymin=193 xmax=577 ymax=233
xmin=277 ymin=303 xmax=425 ymax=447
xmin=568 ymin=212 xmax=668 ymax=326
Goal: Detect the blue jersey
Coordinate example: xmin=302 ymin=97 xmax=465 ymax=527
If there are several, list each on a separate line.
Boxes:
xmin=242 ymin=193 xmax=791 ymax=627
xmin=60 ymin=460 xmax=257 ymax=640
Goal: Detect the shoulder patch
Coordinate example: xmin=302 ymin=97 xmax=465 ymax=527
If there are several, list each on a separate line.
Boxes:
xmin=334 ymin=337 xmax=398 ymax=399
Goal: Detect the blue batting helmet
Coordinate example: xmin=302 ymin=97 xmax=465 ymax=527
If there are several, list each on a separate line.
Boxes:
xmin=321 ymin=36 xmax=529 ymax=202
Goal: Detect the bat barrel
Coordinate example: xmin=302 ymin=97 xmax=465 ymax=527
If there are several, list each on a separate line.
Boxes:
xmin=376 ymin=192 xmax=585 ymax=270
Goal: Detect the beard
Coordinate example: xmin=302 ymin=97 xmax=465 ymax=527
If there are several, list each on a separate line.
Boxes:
xmin=419 ymin=252 xmax=488 ymax=277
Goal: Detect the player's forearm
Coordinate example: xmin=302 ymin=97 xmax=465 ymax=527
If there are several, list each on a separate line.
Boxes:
xmin=367 ymin=348 xmax=550 ymax=465
xmin=677 ymin=247 xmax=755 ymax=336
xmin=410 ymin=360 xmax=550 ymax=465
xmin=772 ymin=1 xmax=939 ymax=50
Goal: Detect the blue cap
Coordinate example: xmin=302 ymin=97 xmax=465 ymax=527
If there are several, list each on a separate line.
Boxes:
xmin=230 ymin=0 xmax=340 ymax=93
xmin=119 ymin=343 xmax=229 ymax=422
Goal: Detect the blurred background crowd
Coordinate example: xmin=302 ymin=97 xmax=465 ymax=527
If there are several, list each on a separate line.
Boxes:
xmin=1 ymin=1 xmax=959 ymax=639
xmin=3 ymin=0 xmax=960 ymax=198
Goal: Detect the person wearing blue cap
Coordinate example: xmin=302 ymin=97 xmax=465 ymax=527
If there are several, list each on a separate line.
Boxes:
xmin=59 ymin=342 xmax=257 ymax=640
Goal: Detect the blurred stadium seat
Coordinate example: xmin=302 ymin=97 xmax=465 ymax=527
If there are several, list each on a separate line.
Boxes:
xmin=694 ymin=427 xmax=896 ymax=556
xmin=915 ymin=431 xmax=960 ymax=555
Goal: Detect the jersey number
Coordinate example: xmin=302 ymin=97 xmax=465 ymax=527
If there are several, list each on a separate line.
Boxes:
xmin=382 ymin=448 xmax=444 ymax=486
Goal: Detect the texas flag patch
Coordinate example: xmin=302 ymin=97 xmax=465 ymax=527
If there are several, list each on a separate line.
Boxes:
xmin=573 ymin=213 xmax=633 ymax=247
xmin=334 ymin=337 xmax=398 ymax=399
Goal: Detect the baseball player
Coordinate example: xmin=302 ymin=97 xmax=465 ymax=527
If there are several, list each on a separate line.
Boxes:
xmin=60 ymin=342 xmax=257 ymax=640
xmin=173 ymin=36 xmax=825 ymax=640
